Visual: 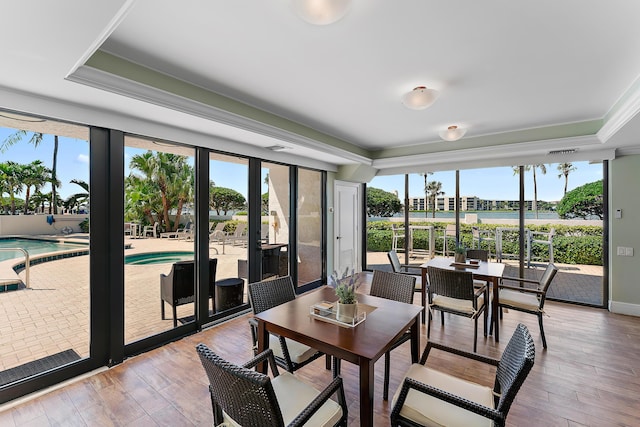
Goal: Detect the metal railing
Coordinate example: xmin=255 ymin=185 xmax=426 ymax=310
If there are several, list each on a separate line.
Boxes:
xmin=0 ymin=248 xmax=30 ymax=288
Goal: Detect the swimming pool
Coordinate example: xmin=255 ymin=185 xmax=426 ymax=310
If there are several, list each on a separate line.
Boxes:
xmin=124 ymin=251 xmax=194 ymax=265
xmin=0 ymin=238 xmax=88 ymax=262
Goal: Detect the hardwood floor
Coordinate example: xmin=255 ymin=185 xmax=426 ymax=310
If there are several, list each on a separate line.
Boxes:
xmin=1 ymin=292 xmax=639 ymax=426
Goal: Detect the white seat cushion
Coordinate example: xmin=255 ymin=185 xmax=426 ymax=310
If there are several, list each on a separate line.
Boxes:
xmin=499 ymin=289 xmax=541 ymax=311
xmin=270 ymin=334 xmax=319 ymax=364
xmin=432 ymin=294 xmax=484 ymax=315
xmin=392 ymin=364 xmax=494 ymax=427
xmin=224 ymin=371 xmax=343 ymax=427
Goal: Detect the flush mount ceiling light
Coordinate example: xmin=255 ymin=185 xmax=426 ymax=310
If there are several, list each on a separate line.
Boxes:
xmin=439 ymin=125 xmax=467 ymax=141
xmin=292 ymin=0 xmax=351 ymax=25
xmin=402 ymin=86 xmax=439 ymax=110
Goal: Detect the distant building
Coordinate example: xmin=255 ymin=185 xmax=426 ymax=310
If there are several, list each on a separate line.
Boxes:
xmin=408 ymin=196 xmax=549 ymax=212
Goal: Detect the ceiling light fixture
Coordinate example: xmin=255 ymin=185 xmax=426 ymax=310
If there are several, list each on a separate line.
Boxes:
xmin=292 ymin=0 xmax=351 ymax=25
xmin=402 ymin=86 xmax=439 ymax=110
xmin=548 ymin=149 xmax=577 ymax=155
xmin=439 ymin=125 xmax=467 ymax=141
xmin=266 ymin=145 xmax=291 ymax=151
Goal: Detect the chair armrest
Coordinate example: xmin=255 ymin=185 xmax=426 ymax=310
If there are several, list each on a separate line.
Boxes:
xmin=289 ymin=376 xmax=346 ymax=427
xmin=422 ymin=341 xmax=499 ymax=366
xmin=391 ymin=378 xmax=504 ymax=423
xmin=498 ymin=284 xmax=544 ymax=295
xmin=501 ymin=275 xmax=540 ymax=286
xmin=243 ymin=348 xmax=280 ymax=377
xmin=248 ymin=317 xmax=258 ymax=347
xmin=474 ymin=285 xmax=487 ymax=298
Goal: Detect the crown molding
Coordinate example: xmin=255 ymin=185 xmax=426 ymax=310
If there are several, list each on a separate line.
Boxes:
xmin=598 ymin=83 xmax=640 ymax=143
xmin=373 ymin=134 xmax=610 ymax=173
xmin=67 ymin=64 xmax=372 ymax=165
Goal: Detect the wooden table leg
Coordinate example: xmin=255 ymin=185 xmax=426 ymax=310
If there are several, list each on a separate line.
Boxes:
xmin=359 ymin=359 xmax=374 ymax=427
xmin=492 ymin=277 xmax=500 ymax=342
xmin=410 ymin=318 xmax=419 ymax=363
xmin=421 ymin=268 xmax=427 ymax=324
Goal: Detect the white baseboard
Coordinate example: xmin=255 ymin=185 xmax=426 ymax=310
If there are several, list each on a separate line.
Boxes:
xmin=609 ymin=300 xmax=640 ymax=317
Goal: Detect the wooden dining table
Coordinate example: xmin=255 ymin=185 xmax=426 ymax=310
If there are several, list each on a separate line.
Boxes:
xmin=255 ymin=286 xmax=423 ymax=426
xmin=420 ymin=257 xmax=506 ymax=341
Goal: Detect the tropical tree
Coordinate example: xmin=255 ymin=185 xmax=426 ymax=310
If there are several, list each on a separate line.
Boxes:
xmin=426 ymin=181 xmax=444 ymax=218
xmin=64 ymin=179 xmax=89 ymax=212
xmin=22 ymin=160 xmax=51 ymax=213
xmin=557 ymin=180 xmax=603 ymax=220
xmin=1 ymin=131 xmax=60 ymax=214
xmin=366 ymin=187 xmax=401 ymax=217
xmin=128 ymin=151 xmax=194 ymax=231
xmin=0 ymin=161 xmax=24 ymax=214
xmin=210 ymin=185 xmax=246 ymax=215
xmin=420 ymin=172 xmax=432 ymax=217
xmin=513 ymin=164 xmax=547 ymax=219
xmin=557 ymin=162 xmax=577 ymax=196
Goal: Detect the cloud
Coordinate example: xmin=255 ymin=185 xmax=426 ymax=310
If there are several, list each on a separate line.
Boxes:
xmin=77 ymin=154 xmax=89 ymax=164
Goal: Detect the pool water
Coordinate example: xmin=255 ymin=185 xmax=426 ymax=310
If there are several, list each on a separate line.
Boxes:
xmin=124 ymin=251 xmax=194 ymax=265
xmin=0 ymin=238 xmax=88 ymax=262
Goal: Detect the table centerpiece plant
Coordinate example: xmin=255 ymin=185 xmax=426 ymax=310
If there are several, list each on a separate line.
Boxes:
xmin=329 ymin=267 xmax=360 ymax=323
xmin=454 ymin=244 xmax=467 ymax=264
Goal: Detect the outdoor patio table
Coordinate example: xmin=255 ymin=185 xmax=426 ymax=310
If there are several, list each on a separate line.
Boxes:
xmin=254 ymin=286 xmax=422 ymax=427
xmin=420 ymin=257 xmax=506 ymax=341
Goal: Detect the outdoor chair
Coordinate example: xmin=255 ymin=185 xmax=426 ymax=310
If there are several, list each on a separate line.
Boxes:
xmin=248 ymin=276 xmax=327 ymax=373
xmin=472 ymin=226 xmax=496 ymax=258
xmin=527 ymin=227 xmax=555 ymax=267
xmin=142 ymin=221 xmax=158 ymax=238
xmin=426 ymin=266 xmax=487 ymax=352
xmin=496 ymin=262 xmax=558 ymax=348
xmin=209 ymin=222 xmax=227 ymax=244
xmin=390 ymin=323 xmax=535 ymax=427
xmin=196 ymin=344 xmax=348 ymax=427
xmin=391 ymin=223 xmax=406 ymax=252
xmin=160 ymin=258 xmax=217 ymax=327
xmin=176 ymin=221 xmax=194 ymax=240
xmin=231 ymin=222 xmax=248 ymax=247
xmin=369 ymin=270 xmax=417 ymax=400
xmin=437 ymin=224 xmax=457 ymax=256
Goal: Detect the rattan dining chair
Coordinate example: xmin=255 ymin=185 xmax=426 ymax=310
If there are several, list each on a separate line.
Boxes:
xmin=369 ymin=270 xmax=417 ymax=400
xmin=387 ymin=250 xmax=423 ymax=292
xmin=196 ymin=344 xmax=348 ymax=427
xmin=390 ymin=323 xmax=535 ymax=427
xmin=497 ymin=262 xmax=558 ymax=349
xmin=426 ymin=266 xmax=488 ymax=352
xmin=248 ymin=276 xmax=327 ymax=373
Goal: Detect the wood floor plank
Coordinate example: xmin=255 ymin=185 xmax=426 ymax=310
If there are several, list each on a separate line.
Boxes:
xmin=1 ymin=296 xmax=640 ymax=426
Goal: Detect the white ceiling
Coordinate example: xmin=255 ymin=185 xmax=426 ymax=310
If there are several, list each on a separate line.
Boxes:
xmin=2 ymin=0 xmax=640 ymax=175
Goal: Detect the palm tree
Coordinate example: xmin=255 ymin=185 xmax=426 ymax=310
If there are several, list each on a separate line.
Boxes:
xmin=22 ymin=160 xmax=51 ymax=213
xmin=426 ymin=181 xmax=444 ymax=218
xmin=1 ymin=131 xmax=60 ymax=214
xmin=64 ymin=179 xmax=90 ymax=213
xmin=0 ymin=161 xmax=24 ymax=214
xmin=420 ymin=172 xmax=432 ymax=217
xmin=128 ymin=151 xmax=194 ymax=231
xmin=513 ymin=164 xmax=547 ymax=218
xmin=557 ymin=162 xmax=577 ymax=196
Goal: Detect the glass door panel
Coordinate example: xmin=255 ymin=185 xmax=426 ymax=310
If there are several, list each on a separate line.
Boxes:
xmin=0 ymin=111 xmax=90 ymax=385
xmin=297 ymin=168 xmax=323 ymax=288
xmin=124 ymin=136 xmax=195 ymax=343
xmin=261 ymin=162 xmax=290 ymax=280
xmin=209 ymin=152 xmax=248 ymax=314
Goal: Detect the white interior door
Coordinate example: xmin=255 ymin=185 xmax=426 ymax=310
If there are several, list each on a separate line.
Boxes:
xmin=334 ymin=181 xmax=360 ymax=274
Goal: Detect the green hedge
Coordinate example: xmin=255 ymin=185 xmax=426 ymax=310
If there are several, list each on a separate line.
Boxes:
xmin=366 ymin=221 xmax=603 ymax=265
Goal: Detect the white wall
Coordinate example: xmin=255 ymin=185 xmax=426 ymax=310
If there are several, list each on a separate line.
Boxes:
xmin=609 ymin=154 xmax=640 ymax=316
xmin=0 ymin=215 xmax=87 ymax=235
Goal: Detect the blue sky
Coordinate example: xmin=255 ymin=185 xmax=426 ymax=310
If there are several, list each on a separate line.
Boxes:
xmin=371 ymin=162 xmax=603 ymax=202
xmin=0 ymin=127 xmax=89 ymax=200
xmin=2 ymin=126 xmax=602 ymax=202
